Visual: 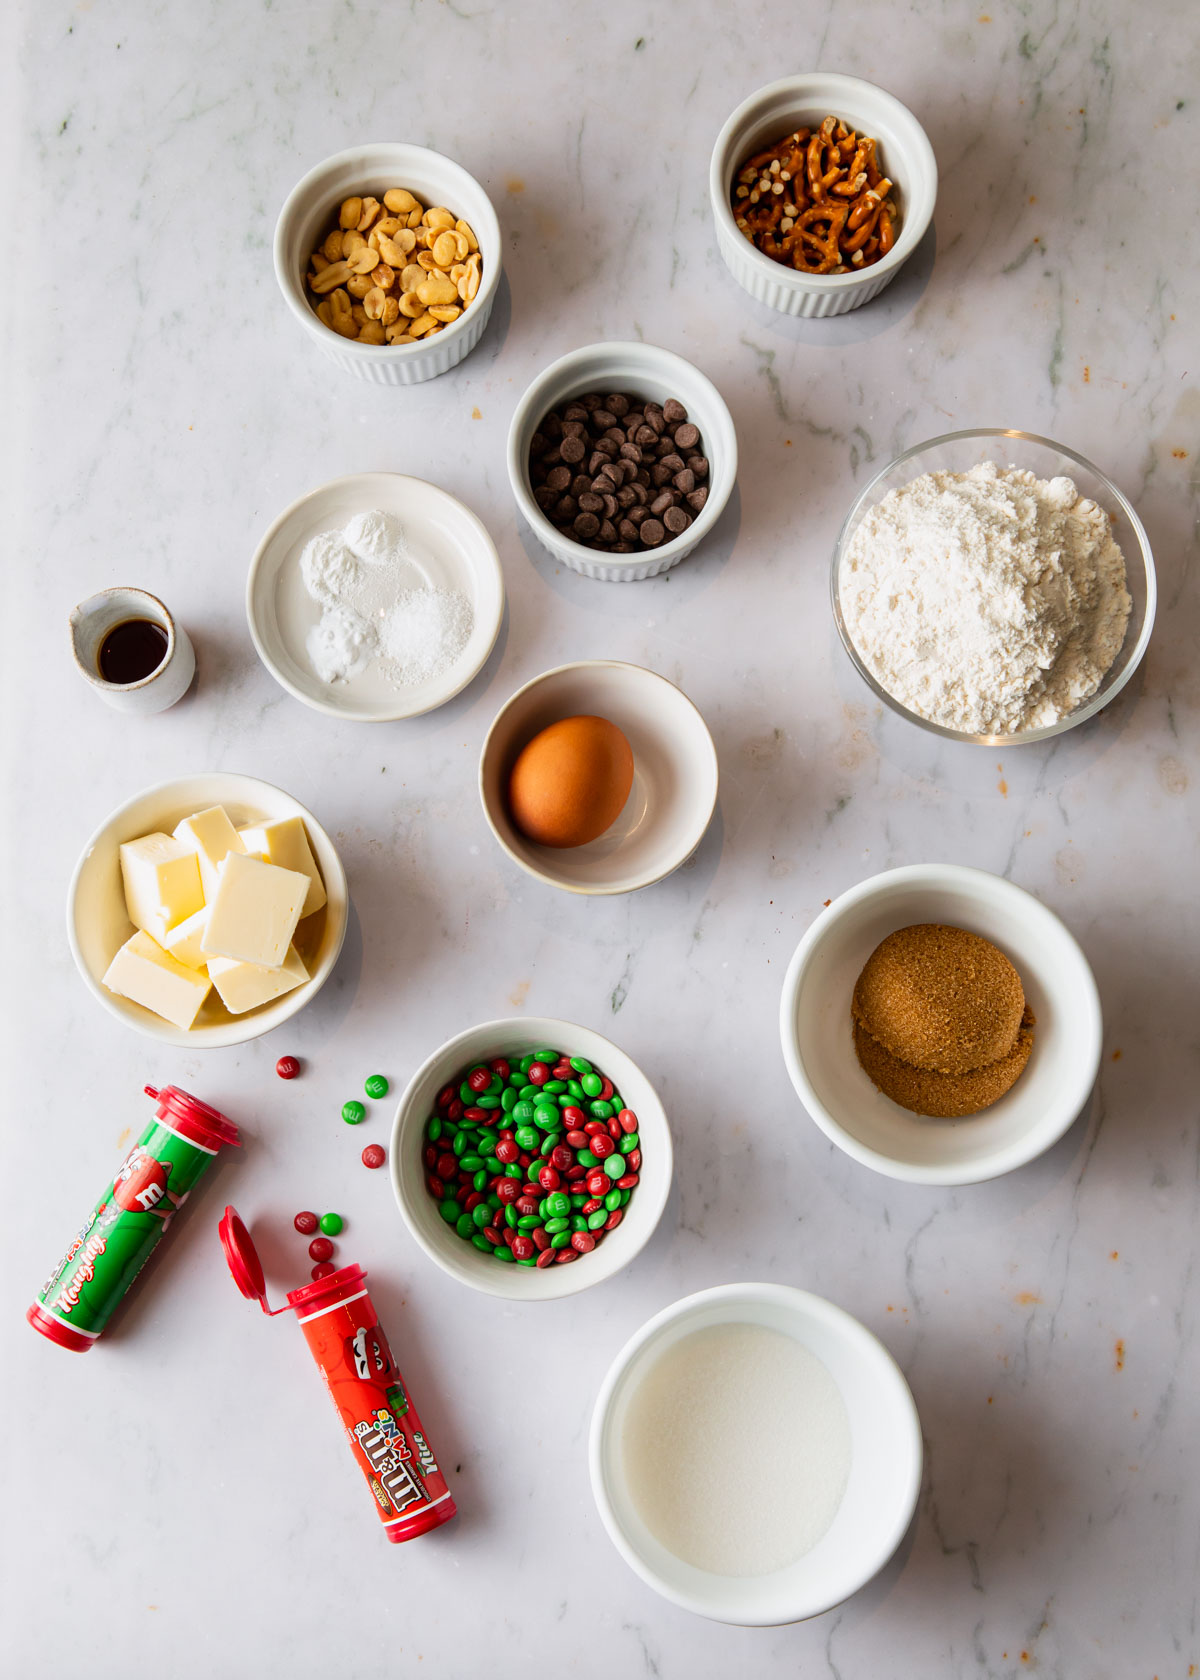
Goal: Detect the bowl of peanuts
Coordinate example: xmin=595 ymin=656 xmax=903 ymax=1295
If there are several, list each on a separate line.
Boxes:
xmin=710 ymin=74 xmax=937 ymax=319
xmin=274 ymin=142 xmax=501 ymax=385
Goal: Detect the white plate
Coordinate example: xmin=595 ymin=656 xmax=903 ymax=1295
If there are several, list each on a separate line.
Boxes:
xmin=779 ymin=863 xmax=1103 ymax=1184
xmin=68 ymin=773 xmax=348 ymax=1048
xmin=246 ymin=472 xmax=505 ymax=721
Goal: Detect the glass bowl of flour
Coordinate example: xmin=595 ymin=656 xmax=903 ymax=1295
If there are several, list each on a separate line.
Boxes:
xmin=832 ymin=430 xmax=1156 ymax=745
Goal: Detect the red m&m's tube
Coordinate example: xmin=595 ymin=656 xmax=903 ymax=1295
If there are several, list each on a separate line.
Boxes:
xmin=220 ymin=1209 xmax=456 ymax=1543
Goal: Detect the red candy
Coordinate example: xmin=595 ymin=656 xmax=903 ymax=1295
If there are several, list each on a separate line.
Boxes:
xmin=582 ymin=1197 xmax=603 ymax=1215
xmin=570 ymin=1232 xmax=595 ymax=1253
xmin=496 ymin=1179 xmax=519 ymax=1204
xmin=361 ymin=1144 xmax=386 ymax=1169
xmin=482 ymin=1226 xmax=501 ymax=1245
xmin=308 ymin=1236 xmax=334 ymax=1262
xmin=536 ymin=1248 xmax=556 ymax=1268
xmin=532 ymin=1228 xmax=551 ymax=1251
xmin=276 ymin=1055 xmax=301 ymax=1080
xmin=467 ymin=1067 xmax=491 ymax=1093
xmin=586 ymin=1171 xmax=608 ymax=1197
xmin=511 ymin=1236 xmax=535 ymax=1261
xmin=527 ymin=1062 xmax=550 ymax=1085
xmin=591 ymin=1133 xmax=615 ymax=1160
xmin=565 ymin=1129 xmax=588 ymax=1149
xmin=310 ymin=1261 xmax=336 ymax=1280
xmin=294 ymin=1211 xmax=319 ymax=1235
xmin=605 ymin=1209 xmax=624 ymax=1230
xmin=538 ymin=1166 xmax=561 ymax=1192
xmin=436 ymin=1083 xmax=456 ymax=1109
xmin=554 ymin=1249 xmax=577 ymax=1264
xmin=598 ymin=1077 xmax=614 ymax=1101
xmin=562 ymin=1107 xmax=586 ymax=1129
xmin=618 ymin=1109 xmax=638 ymax=1133
xmin=617 ymin=1173 xmax=639 ymax=1190
xmin=495 ymin=1139 xmax=519 ymax=1164
xmin=490 ymin=1058 xmax=511 ymax=1080
xmin=447 ymin=1098 xmax=464 ymax=1121
xmin=627 ymin=1148 xmax=642 ymax=1172
xmin=550 ymin=1145 xmax=574 ymax=1171
xmin=427 ymin=1174 xmax=445 ymax=1199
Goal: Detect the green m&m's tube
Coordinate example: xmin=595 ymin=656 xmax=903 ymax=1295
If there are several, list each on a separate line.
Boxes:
xmin=27 ymin=1084 xmax=240 ymax=1352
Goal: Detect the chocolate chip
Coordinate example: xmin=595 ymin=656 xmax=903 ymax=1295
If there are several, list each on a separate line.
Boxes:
xmin=605 ymin=394 xmax=630 ymax=416
xmin=594 ymin=437 xmax=619 ymax=458
xmin=577 ymin=492 xmax=604 ymax=513
xmin=662 ymin=398 xmax=688 ymax=423
xmin=573 ymin=511 xmax=600 ymax=538
xmin=561 ymin=420 xmax=587 ymax=439
xmin=592 ymin=410 xmax=616 ymax=431
xmin=630 ymin=483 xmax=648 ymax=505
xmin=673 ymin=468 xmax=695 ymax=494
xmin=554 ymin=495 xmax=577 ymax=519
xmin=530 ymin=431 xmax=547 ymax=456
xmin=688 ymin=455 xmax=709 ymax=479
xmin=562 ymin=404 xmax=588 ymax=423
xmin=602 ymin=493 xmax=618 ymax=518
xmin=560 ymin=436 xmax=585 ymax=464
xmin=545 ymin=465 xmax=572 ymax=492
xmin=635 ymin=425 xmax=657 ymax=447
xmin=634 ymin=468 xmax=651 ymax=487
xmin=579 ymin=393 xmax=603 ymax=411
xmin=650 ymin=491 xmax=677 ymax=515
xmin=611 ymin=542 xmax=634 ymax=553
xmin=645 ymin=409 xmax=666 ymax=435
xmin=598 ymin=518 xmax=617 ymax=543
xmin=533 ymin=486 xmax=557 ymax=511
xmin=663 ymin=506 xmax=691 ymax=535
xmin=686 ymin=486 xmax=709 ymax=512
xmin=588 ymin=451 xmax=606 ymax=475
xmin=618 ymin=518 xmax=638 ymax=541
xmin=651 ymin=464 xmax=672 ymax=488
xmin=616 ymin=486 xmax=636 ymax=509
xmin=660 ymin=453 xmax=684 ymax=475
xmin=620 ymin=442 xmax=643 ymax=464
xmin=640 ymin=518 xmax=666 ymax=546
xmin=674 ymin=422 xmax=700 ymax=450
xmin=571 ymin=474 xmax=591 ymax=497
xmin=628 ymin=504 xmax=648 ymax=524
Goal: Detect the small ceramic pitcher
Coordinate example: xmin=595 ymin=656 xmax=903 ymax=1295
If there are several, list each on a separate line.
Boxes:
xmin=69 ymin=587 xmax=195 ymax=714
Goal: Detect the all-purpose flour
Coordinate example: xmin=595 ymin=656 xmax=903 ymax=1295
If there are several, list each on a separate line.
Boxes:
xmin=841 ymin=461 xmax=1132 ymax=735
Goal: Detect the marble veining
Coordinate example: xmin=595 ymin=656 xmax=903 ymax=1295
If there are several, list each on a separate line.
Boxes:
xmin=2 ymin=1 xmax=1198 ymax=1676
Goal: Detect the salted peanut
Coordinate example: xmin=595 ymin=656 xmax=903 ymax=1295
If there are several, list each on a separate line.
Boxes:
xmin=455 ymin=218 xmax=479 ymax=252
xmin=356 ymin=196 xmax=381 ymax=232
xmin=351 ymin=303 xmax=369 ymax=326
xmin=328 ymin=287 xmax=352 ymax=319
xmin=394 ymin=227 xmax=416 ymax=254
xmin=429 ymin=304 xmax=461 ymax=322
xmin=368 ymin=225 xmax=384 ymax=252
xmin=416 ymin=274 xmax=458 ymax=307
xmin=407 ymin=206 xmax=423 ymax=229
xmin=358 ymin=320 xmax=386 ymax=343
xmin=333 ymin=313 xmax=359 ymax=339
xmin=310 ymin=259 xmax=352 ymax=293
xmin=384 ymin=187 xmax=419 ymax=214
xmin=339 ymin=196 xmax=363 ymax=230
xmin=432 ymin=230 xmax=458 ymax=267
xmin=406 ymin=312 xmax=438 ymax=337
xmin=451 ymin=230 xmax=470 ymax=261
xmin=398 ymin=290 xmax=425 ymax=318
xmin=347 ymin=246 xmax=378 ymax=275
xmin=374 ymin=214 xmax=402 ymax=238
xmin=316 ymin=299 xmax=334 ymax=326
xmin=323 ymin=229 xmax=345 ymax=261
xmin=424 ymin=206 xmax=455 ymax=231
xmin=399 ymin=262 xmax=425 ymax=291
xmin=380 ymin=295 xmax=400 ymax=327
xmin=449 ymin=261 xmax=466 ymax=282
xmin=385 ymin=320 xmax=413 ymax=344
xmin=464 ymin=264 xmax=481 ymax=302
xmin=363 ymin=285 xmax=387 ymax=321
xmin=346 ymin=272 xmax=372 ymax=299
xmin=370 ymin=263 xmax=395 ymax=289
xmin=413 ymin=227 xmax=431 ymax=250
xmin=376 ymin=235 xmax=408 ymax=267
xmin=310 ymin=250 xmax=330 ymax=273
xmin=416 ymin=250 xmax=439 ymax=272
xmin=343 ymin=229 xmax=366 ymax=258
xmin=456 ymin=273 xmax=470 ymax=301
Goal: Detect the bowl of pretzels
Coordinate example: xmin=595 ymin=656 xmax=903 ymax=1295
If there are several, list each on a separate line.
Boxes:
xmin=710 ymin=74 xmax=937 ymax=319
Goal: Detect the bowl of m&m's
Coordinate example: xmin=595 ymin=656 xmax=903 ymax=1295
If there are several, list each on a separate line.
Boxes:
xmin=389 ymin=1017 xmax=673 ymax=1299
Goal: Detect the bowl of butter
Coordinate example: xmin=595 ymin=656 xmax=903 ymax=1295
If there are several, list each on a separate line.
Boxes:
xmin=68 ymin=773 xmax=348 ymax=1046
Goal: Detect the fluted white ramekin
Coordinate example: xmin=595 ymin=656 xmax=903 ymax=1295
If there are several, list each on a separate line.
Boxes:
xmin=507 ymin=342 xmax=737 ymax=582
xmin=274 ymin=142 xmax=501 ymax=385
xmin=710 ymin=75 xmax=937 ymax=319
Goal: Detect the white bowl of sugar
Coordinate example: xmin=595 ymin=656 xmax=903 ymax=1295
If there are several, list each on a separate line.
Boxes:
xmin=589 ymin=1283 xmax=921 ymax=1625
xmin=246 ymin=471 xmax=504 ymax=721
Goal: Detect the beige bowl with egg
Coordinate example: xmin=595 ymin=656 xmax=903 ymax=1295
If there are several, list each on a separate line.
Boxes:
xmin=67 ymin=773 xmax=348 ymax=1047
xmin=479 ymin=661 xmax=719 ymax=895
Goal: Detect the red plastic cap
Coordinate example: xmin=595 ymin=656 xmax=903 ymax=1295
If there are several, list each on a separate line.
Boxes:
xmin=285 ymin=1263 xmax=366 ymax=1316
xmin=218 ymin=1207 xmax=287 ymax=1316
xmin=26 ymin=1301 xmax=94 ymax=1352
xmin=145 ymin=1085 xmax=240 ymax=1154
xmin=386 ymin=1495 xmax=458 ymax=1543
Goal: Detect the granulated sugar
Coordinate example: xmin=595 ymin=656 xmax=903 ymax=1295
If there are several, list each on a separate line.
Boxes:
xmin=621 ymin=1322 xmax=851 ymax=1577
xmin=298 ymin=509 xmax=473 ymax=691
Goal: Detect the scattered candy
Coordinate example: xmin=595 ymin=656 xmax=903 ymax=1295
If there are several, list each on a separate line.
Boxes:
xmin=276 ymin=1055 xmax=301 ymax=1080
xmin=342 ymin=1100 xmax=366 ymax=1125
xmin=319 ymin=1212 xmax=344 ymax=1236
xmin=361 ymin=1144 xmax=386 ymax=1170
xmin=364 ymin=1074 xmax=389 ymax=1099
xmin=294 ymin=1211 xmax=319 ymax=1235
xmin=422 ymin=1046 xmax=641 ymax=1270
xmin=308 ymin=1236 xmax=334 ymax=1262
xmin=310 ymin=1261 xmax=336 ymax=1280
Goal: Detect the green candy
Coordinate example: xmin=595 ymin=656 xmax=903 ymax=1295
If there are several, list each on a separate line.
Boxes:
xmin=516 ymin=1257 xmax=538 ymax=1267
xmin=533 ymin=1103 xmax=558 ymax=1128
xmin=550 ymin=1231 xmax=571 ymax=1249
xmin=570 ymin=1192 xmax=588 ymax=1208
xmin=570 ymin=1056 xmax=592 ymax=1075
xmin=505 ymin=1205 xmax=517 ymax=1229
xmin=456 ymin=1213 xmax=474 ymax=1239
xmin=587 ymin=1208 xmax=609 ymax=1229
xmin=477 ymin=1129 xmax=498 ymax=1150
xmin=471 ymin=1234 xmax=493 ymax=1253
xmin=319 ymin=1212 xmax=344 ymax=1235
xmin=451 ymin=1130 xmax=469 ymax=1156
xmin=493 ymin=1246 xmax=515 ymax=1262
xmin=543 ymin=1079 xmax=567 ymax=1094
xmin=571 ymin=1214 xmax=588 ymax=1232
xmin=604 ymin=1188 xmax=622 ymax=1211
xmin=473 ymin=1169 xmax=488 ymax=1192
xmin=459 ymin=1153 xmax=484 ymax=1171
xmin=534 ymin=1047 xmax=559 ymax=1064
xmin=577 ymin=1149 xmax=598 ymax=1169
xmin=517 ymin=1215 xmax=541 ymax=1232
xmin=545 ymin=1217 xmax=569 ymax=1234
xmin=514 ymin=1126 xmax=540 ymax=1150
xmin=619 ymin=1132 xmax=639 ymax=1154
xmin=342 ymin=1100 xmax=366 ymax=1125
xmin=517 ymin=1084 xmax=538 ymax=1102
xmin=472 ymin=1204 xmax=491 ymax=1229
xmin=618 ymin=1188 xmax=631 ymax=1206
xmin=364 ymin=1074 xmax=389 ymax=1100
xmin=500 ymin=1087 xmax=518 ymax=1113
xmin=440 ymin=1200 xmax=459 ymax=1224
xmin=511 ymin=1101 xmax=535 ymax=1124
xmin=604 ymin=1156 xmax=624 ymax=1181
xmin=517 ymin=1054 xmax=534 ymax=1073
xmin=458 ymin=1082 xmax=475 ymax=1105
xmin=504 ymin=1163 xmax=523 ymax=1180
xmin=476 ymin=1093 xmax=501 ymax=1110
xmin=589 ymin=1100 xmax=613 ymax=1120
xmin=580 ymin=1072 xmax=603 ymax=1098
xmin=427 ymin=1116 xmax=443 ymax=1142
xmin=567 ymin=1080 xmax=585 ymax=1100
xmin=487 ymin=1192 xmax=502 ymax=1210
xmin=544 ymin=1191 xmax=570 ymax=1218
xmin=485 ymin=1157 xmax=504 ymax=1175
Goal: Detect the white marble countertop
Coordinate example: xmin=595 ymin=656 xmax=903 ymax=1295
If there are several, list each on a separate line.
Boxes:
xmin=3 ymin=2 xmax=1198 ymax=1675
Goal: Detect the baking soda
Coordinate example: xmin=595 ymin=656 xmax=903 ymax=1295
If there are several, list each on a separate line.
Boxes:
xmin=621 ymin=1322 xmax=851 ymax=1577
xmin=298 ymin=510 xmax=473 ymax=691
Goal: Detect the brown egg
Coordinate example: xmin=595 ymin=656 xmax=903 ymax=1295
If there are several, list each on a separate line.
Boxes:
xmin=508 ymin=715 xmax=634 ymax=848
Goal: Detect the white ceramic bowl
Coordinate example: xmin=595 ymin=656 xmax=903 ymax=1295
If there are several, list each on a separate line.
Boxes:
xmin=710 ymin=74 xmax=937 ymax=318
xmin=507 ymin=342 xmax=737 ymax=581
xmin=68 ymin=773 xmax=348 ymax=1047
xmin=832 ymin=429 xmax=1157 ymax=745
xmin=590 ymin=1282 xmax=921 ymax=1624
xmin=273 ymin=142 xmax=502 ymax=385
xmin=389 ymin=1017 xmax=672 ymax=1300
xmin=246 ymin=471 xmax=504 ymax=722
xmin=779 ymin=864 xmax=1102 ymax=1184
xmin=479 ymin=661 xmax=719 ymax=895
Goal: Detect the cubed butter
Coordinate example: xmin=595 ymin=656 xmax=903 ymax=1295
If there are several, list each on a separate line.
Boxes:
xmin=207 ymin=944 xmax=309 ymax=1015
xmin=118 ymin=834 xmax=204 ymax=942
xmin=161 ymin=906 xmax=210 ymax=970
xmin=237 ymin=818 xmax=327 ymax=917
xmin=173 ymin=806 xmax=246 ymax=899
xmin=201 ymin=851 xmax=308 ymax=968
xmin=102 ymin=929 xmax=212 ymax=1030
